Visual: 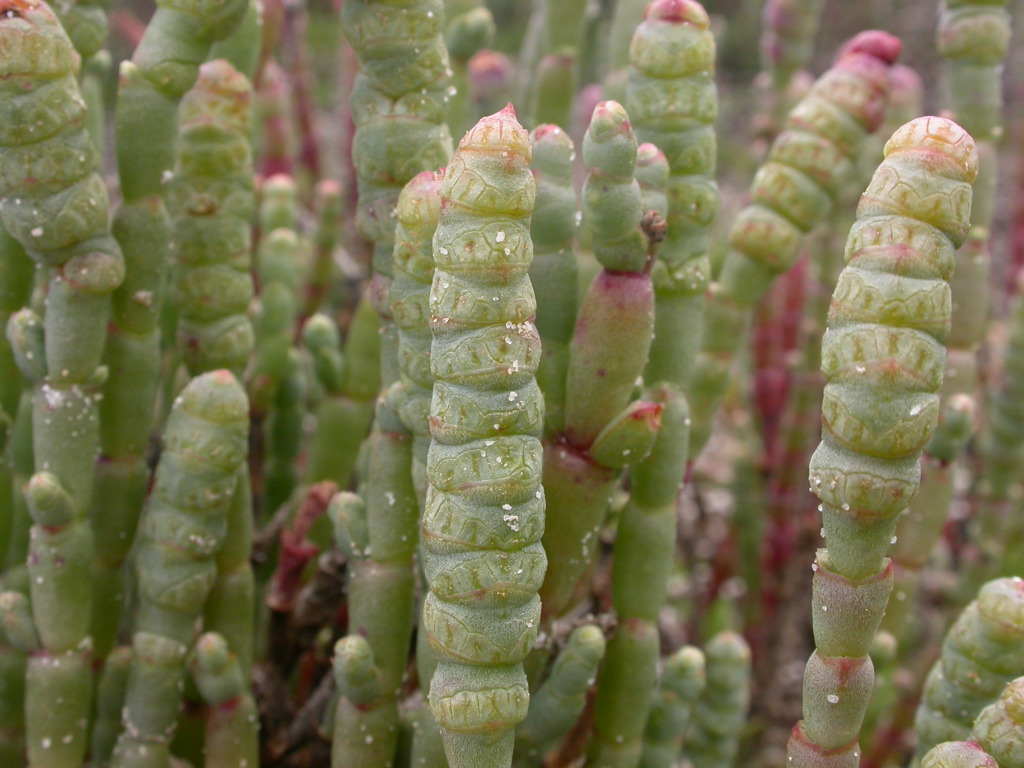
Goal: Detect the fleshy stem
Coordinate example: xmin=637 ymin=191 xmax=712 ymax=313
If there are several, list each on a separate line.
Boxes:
xmin=94 ymin=0 xmax=248 ymax=662
xmin=422 ymin=105 xmax=541 ymax=768
xmin=188 ymin=632 xmax=260 ymax=768
xmin=640 ymin=645 xmax=707 ymax=768
xmin=682 ymin=631 xmax=752 ymax=768
xmin=391 ymin=168 xmax=445 ymax=503
xmin=110 ymin=371 xmax=248 ymax=768
xmin=577 ymin=120 xmax=672 ymax=768
xmin=336 ymin=4 xmax=456 ymax=759
xmin=691 ymin=30 xmax=901 ymax=454
xmin=168 ymin=59 xmax=256 ymax=380
xmin=787 ymin=116 xmax=977 ymax=768
xmin=166 ymin=60 xmax=259 ymax=683
xmin=628 ymin=0 xmax=718 ymax=407
xmin=934 ymin=0 xmax=1016 ymax=579
xmin=969 ymin=676 xmax=1024 ymax=767
xmin=921 ymin=741 xmax=999 ymax=768
xmin=971 ymin=277 xmax=1024 ymax=580
xmin=538 ymin=101 xmax=661 ymax=623
xmin=330 ymin=170 xmax=442 ymax=767
xmin=0 ymin=4 xmax=127 ymax=766
xmin=341 ymin=0 xmax=454 ymax=391
xmin=587 ymin=382 xmax=688 ymax=768
xmin=527 ymin=124 xmax=577 ymax=438
xmin=512 ymin=624 xmax=606 ymax=767
xmin=914 ymin=578 xmax=1024 ymax=756
xmin=249 ymin=176 xmax=304 ymax=512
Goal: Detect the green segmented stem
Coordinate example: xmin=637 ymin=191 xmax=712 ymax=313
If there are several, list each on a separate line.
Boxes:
xmin=333 ymin=93 xmax=448 ymax=768
xmin=342 ymin=0 xmax=454 ymax=389
xmin=915 ymin=578 xmax=1024 ymax=756
xmin=682 ymin=632 xmax=752 ymax=768
xmin=538 ymin=101 xmax=660 ymax=621
xmin=202 ymin=462 xmax=255 ymax=674
xmin=167 ymin=59 xmax=258 ymax=682
xmin=332 ymin=391 xmax=419 ymax=766
xmin=252 ymin=179 xmax=305 ymax=514
xmin=588 ymin=385 xmax=688 ymax=768
xmin=91 ymin=646 xmax=132 ymax=768
xmin=787 ymin=116 xmax=977 ymax=768
xmin=188 ymin=632 xmax=259 ymax=768
xmin=628 ymin=0 xmax=717 ymax=400
xmin=936 ymin=0 xmax=1013 ymax=577
xmin=422 ymin=105 xmax=541 ymax=768
xmin=584 ymin=137 xmax=672 ymax=768
xmin=111 ymin=371 xmax=248 ymax=768
xmin=249 ymin=226 xmax=301 ymax=409
xmin=331 ymin=635 xmax=397 ymax=768
xmin=168 ymin=58 xmax=256 ymax=378
xmin=641 ymin=645 xmax=706 ymax=768
xmin=827 ymin=63 xmax=925 ymax=641
xmin=527 ymin=124 xmax=577 ymax=438
xmin=302 ymin=288 xmax=379 ymax=498
xmin=0 ymin=3 xmax=127 ymax=765
xmin=692 ymin=31 xmax=901 ymax=453
xmin=95 ymin=0 xmax=248 ymax=665
xmin=513 ymin=624 xmax=606 ymax=767
xmin=391 ymin=168 xmax=445 ymax=500
xmin=330 ymin=173 xmax=442 ymax=768
xmin=934 ymin=0 xmax=1009 ymax=420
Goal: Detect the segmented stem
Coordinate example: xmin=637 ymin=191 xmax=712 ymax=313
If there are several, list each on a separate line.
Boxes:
xmin=788 ymin=116 xmax=976 ymax=767
xmin=0 ymin=4 xmax=126 ymax=764
xmin=692 ymin=31 xmax=900 ymax=452
xmin=111 ymin=372 xmax=248 ymax=768
xmin=423 ymin=105 xmax=542 ymax=768
xmin=168 ymin=59 xmax=256 ymax=378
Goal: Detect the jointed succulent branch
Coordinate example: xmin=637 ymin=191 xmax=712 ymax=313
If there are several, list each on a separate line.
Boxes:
xmin=692 ymin=30 xmax=901 ymax=452
xmin=169 ymin=58 xmax=256 ymax=378
xmin=422 ymin=105 xmax=541 ymax=768
xmin=788 ymin=116 xmax=977 ymax=767
xmin=628 ymin=0 xmax=718 ymax=401
xmin=538 ymin=100 xmax=660 ymax=623
xmin=915 ymin=578 xmax=1024 ymax=755
xmin=111 ymin=371 xmax=248 ymax=768
xmin=0 ymin=3 xmax=127 ymax=765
